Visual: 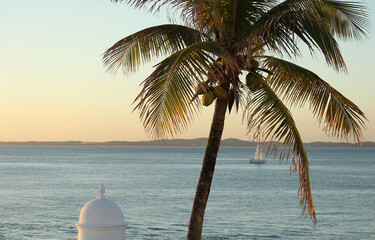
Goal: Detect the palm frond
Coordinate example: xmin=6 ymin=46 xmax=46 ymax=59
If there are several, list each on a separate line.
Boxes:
xmin=134 ymin=41 xmax=225 ymax=138
xmin=250 ymin=2 xmax=349 ymax=71
xmin=269 ymin=0 xmax=370 ymax=39
xmin=244 ymin=72 xmax=316 ymax=224
xmin=262 ymin=56 xmax=366 ymax=142
xmin=103 ymin=24 xmax=203 ymax=74
xmin=305 ymin=0 xmax=370 ymax=40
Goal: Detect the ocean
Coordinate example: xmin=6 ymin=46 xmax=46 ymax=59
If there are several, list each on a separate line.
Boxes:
xmin=0 ymin=145 xmax=374 ymax=239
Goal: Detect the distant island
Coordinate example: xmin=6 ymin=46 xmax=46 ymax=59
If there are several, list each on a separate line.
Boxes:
xmin=0 ymin=138 xmax=374 ymax=148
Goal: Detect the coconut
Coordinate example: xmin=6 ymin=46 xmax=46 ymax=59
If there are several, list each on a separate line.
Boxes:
xmin=202 ymin=91 xmax=216 ymax=106
xmin=213 ymin=86 xmax=228 ymax=99
xmin=250 ymin=59 xmax=259 ymax=69
xmin=246 ymin=72 xmax=261 ymax=91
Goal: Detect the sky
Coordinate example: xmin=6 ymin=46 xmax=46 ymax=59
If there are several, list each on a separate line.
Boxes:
xmin=1 ymin=0 xmax=374 ymax=143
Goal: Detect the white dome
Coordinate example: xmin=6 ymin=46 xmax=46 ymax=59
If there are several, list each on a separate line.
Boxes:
xmin=76 ymin=184 xmax=126 ymax=227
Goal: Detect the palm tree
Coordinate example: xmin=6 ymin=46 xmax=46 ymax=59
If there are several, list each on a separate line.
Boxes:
xmin=103 ymin=0 xmax=369 ymax=239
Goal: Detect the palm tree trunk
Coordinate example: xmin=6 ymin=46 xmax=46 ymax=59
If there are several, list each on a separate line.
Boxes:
xmin=187 ymin=96 xmax=228 ymax=240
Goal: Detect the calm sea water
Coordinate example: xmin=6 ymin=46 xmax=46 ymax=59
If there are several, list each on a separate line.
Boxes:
xmin=0 ymin=146 xmax=374 ymax=239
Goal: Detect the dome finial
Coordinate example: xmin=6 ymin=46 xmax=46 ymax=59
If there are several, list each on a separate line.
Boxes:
xmin=97 ymin=183 xmax=106 ymax=199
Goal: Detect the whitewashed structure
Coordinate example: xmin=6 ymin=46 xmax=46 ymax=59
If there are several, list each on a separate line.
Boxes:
xmin=76 ymin=184 xmax=127 ymax=240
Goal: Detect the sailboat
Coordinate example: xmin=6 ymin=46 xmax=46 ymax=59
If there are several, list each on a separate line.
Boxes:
xmin=249 ymin=142 xmax=266 ymax=164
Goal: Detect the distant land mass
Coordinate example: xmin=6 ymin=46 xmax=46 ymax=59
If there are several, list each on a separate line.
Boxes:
xmin=0 ymin=138 xmax=375 ymax=148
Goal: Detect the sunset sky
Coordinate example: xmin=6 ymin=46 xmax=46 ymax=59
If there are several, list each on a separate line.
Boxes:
xmin=1 ymin=0 xmax=374 ymax=143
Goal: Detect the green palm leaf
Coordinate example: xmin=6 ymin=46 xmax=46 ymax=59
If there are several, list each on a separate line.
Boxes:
xmin=301 ymin=0 xmax=370 ymax=39
xmin=262 ymin=56 xmax=366 ymax=142
xmin=103 ymin=24 xmax=203 ymax=73
xmin=134 ymin=41 xmax=225 ymax=138
xmin=249 ymin=0 xmax=369 ymax=71
xmin=244 ymin=73 xmax=316 ymax=224
xmin=272 ymin=0 xmax=370 ymax=38
xmin=250 ymin=4 xmax=343 ymax=70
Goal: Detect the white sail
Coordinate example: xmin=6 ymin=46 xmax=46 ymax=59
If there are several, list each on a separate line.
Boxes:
xmin=253 ymin=143 xmax=264 ymax=160
xmin=259 ymin=148 xmax=264 ymax=160
xmin=249 ymin=143 xmax=266 ymax=163
xmin=259 ymin=143 xmax=264 ymax=160
xmin=254 ymin=144 xmax=260 ymax=159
